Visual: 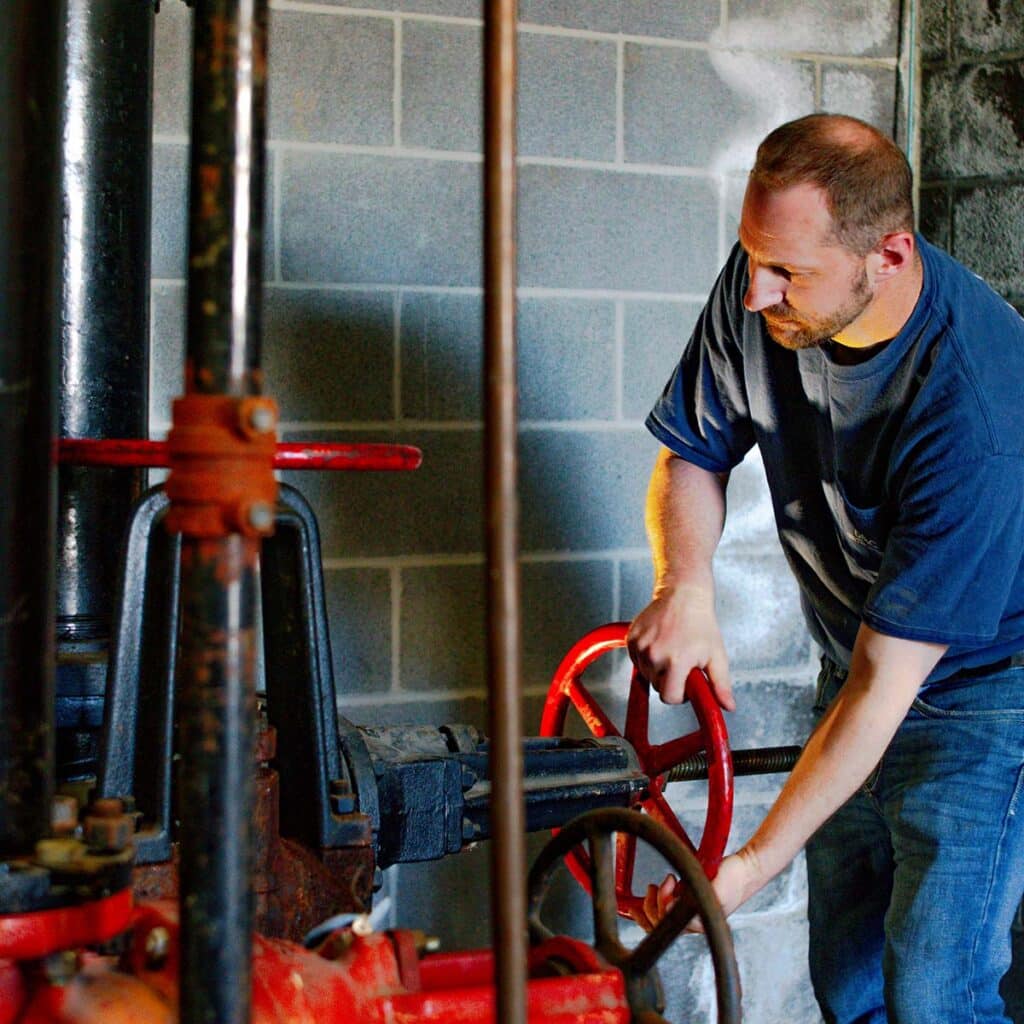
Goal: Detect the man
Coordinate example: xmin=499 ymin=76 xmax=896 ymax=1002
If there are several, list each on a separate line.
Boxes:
xmin=627 ymin=113 xmax=1024 ymax=1023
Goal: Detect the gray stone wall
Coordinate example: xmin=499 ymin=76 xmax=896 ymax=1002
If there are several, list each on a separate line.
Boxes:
xmin=919 ymin=5 xmax=1024 ymax=1015
xmin=149 ymin=2 xmax=903 ymax=1021
xmin=919 ymin=0 xmax=1024 ymax=311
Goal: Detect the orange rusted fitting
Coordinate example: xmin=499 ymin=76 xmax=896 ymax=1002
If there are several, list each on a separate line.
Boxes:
xmin=165 ymin=394 xmax=279 ymax=538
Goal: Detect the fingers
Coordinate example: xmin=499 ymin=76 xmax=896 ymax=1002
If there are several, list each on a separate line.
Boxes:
xmin=635 ymin=874 xmax=679 ymax=932
xmin=706 ymin=648 xmax=735 ymax=712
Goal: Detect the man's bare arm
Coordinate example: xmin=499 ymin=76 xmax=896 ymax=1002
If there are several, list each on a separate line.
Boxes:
xmin=640 ymin=623 xmax=947 ymax=928
xmin=627 ymin=447 xmax=734 ymax=709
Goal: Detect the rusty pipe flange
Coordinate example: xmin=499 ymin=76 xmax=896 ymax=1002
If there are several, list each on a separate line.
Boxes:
xmin=164 ymin=394 xmax=278 ymax=538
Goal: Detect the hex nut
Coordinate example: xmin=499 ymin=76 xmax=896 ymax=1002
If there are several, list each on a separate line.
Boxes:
xmin=83 ymin=812 xmax=134 ymax=853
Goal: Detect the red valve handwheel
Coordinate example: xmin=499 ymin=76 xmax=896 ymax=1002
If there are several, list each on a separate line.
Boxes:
xmin=539 ymin=622 xmax=733 ymax=919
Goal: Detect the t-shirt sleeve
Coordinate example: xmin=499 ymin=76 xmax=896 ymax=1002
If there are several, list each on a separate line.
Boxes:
xmin=863 ymin=454 xmax=1024 ymax=644
xmin=645 ymin=245 xmax=756 ymax=473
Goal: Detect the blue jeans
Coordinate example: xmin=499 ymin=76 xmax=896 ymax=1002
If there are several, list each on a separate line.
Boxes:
xmin=806 ymin=657 xmax=1024 ymax=1024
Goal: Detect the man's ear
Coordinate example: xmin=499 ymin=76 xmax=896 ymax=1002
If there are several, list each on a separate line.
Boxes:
xmin=870 ymin=231 xmax=916 ymax=282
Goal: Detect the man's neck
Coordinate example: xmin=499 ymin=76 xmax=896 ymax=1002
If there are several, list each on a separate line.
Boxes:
xmin=834 ymin=254 xmax=924 ymax=352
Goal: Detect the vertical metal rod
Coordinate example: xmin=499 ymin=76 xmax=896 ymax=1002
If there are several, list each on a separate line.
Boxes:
xmin=0 ymin=0 xmax=65 ymax=857
xmin=484 ymin=2 xmax=527 ymax=1023
xmin=56 ymin=0 xmax=153 ymax=780
xmin=177 ymin=1 xmax=267 ymax=1021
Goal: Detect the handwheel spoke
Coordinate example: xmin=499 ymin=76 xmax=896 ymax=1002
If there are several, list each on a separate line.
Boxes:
xmin=568 ymin=677 xmax=622 ymax=738
xmin=588 ymin=830 xmax=620 ymax=955
xmin=646 ymin=729 xmax=706 ymax=777
xmin=623 ymin=668 xmax=651 ymax=753
xmin=628 ymin=888 xmax=698 ymax=978
xmin=645 ymin=785 xmax=698 ymax=857
xmin=614 ymin=830 xmax=637 ymax=897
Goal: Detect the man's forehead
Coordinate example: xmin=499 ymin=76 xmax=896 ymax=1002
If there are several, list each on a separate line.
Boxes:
xmin=739 ymin=181 xmax=838 ymax=260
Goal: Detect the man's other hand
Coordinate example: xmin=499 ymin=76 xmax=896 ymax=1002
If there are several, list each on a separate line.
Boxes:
xmin=632 ymin=849 xmax=767 ymax=934
xmin=626 ymin=587 xmax=734 ymax=710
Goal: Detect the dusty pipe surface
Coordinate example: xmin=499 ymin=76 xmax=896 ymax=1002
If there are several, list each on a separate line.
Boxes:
xmin=484 ymin=2 xmax=527 ymax=1023
xmin=0 ymin=0 xmax=64 ymax=859
xmin=174 ymin=1 xmax=269 ymax=1021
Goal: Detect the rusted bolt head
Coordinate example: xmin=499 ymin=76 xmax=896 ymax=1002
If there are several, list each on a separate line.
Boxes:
xmin=88 ymin=798 xmax=125 ymax=818
xmin=238 ymin=397 xmax=278 ymax=437
xmin=51 ymin=795 xmax=79 ymax=837
xmin=246 ymin=501 xmax=275 ymax=532
xmin=83 ymin=810 xmax=134 ymax=853
xmin=144 ymin=926 xmax=171 ymax=971
xmin=248 ymin=405 xmax=276 ymax=434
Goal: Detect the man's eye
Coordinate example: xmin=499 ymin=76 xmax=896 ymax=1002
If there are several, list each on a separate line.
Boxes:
xmin=771 ymin=266 xmax=793 ymax=281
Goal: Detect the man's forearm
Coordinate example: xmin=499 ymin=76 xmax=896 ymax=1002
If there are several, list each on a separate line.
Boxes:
xmin=738 ymin=625 xmax=947 ymax=896
xmin=645 ymin=448 xmax=728 ymax=593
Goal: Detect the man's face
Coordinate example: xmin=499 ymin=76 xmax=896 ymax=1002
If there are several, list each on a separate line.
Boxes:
xmin=738 ymin=181 xmax=874 ymax=350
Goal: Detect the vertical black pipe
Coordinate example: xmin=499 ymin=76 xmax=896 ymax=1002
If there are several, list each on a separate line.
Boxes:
xmin=484 ymin=2 xmax=527 ymax=1022
xmin=177 ymin=1 xmax=267 ymax=1021
xmin=0 ymin=0 xmax=66 ymax=856
xmin=56 ymin=0 xmax=154 ymax=780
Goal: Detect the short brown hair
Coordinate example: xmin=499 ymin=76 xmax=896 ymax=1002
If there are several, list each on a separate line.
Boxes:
xmin=750 ymin=113 xmax=914 ymax=257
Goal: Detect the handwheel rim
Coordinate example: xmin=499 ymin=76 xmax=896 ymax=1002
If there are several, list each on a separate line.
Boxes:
xmin=527 ymin=807 xmax=743 ymax=1024
xmin=539 ymin=622 xmax=734 ymax=915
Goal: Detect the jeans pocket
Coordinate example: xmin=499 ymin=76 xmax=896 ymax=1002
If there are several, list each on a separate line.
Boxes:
xmin=911 ymin=669 xmax=1024 ymax=722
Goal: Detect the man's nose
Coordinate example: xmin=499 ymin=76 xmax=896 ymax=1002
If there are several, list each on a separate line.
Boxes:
xmin=744 ymin=265 xmax=785 ymax=312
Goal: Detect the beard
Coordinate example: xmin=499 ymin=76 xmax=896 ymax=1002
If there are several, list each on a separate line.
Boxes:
xmin=761 ymin=265 xmax=873 ymax=351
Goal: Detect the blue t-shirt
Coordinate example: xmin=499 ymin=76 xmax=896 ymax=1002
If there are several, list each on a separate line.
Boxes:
xmin=647 ymin=237 xmax=1024 ymax=681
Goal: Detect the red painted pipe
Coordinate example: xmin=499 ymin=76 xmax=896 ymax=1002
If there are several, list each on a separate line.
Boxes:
xmin=57 ymin=439 xmax=422 ymax=472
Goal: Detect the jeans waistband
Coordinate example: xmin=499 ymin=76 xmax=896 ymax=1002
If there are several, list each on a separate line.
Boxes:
xmin=943 ymin=651 xmax=1024 ymax=681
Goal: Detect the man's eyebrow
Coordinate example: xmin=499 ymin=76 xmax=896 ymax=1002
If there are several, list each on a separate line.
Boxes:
xmin=736 ymin=230 xmax=814 ymax=272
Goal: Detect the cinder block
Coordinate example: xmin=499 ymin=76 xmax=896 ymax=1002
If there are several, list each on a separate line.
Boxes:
xmin=727 ymin=909 xmax=819 ymax=1024
xmin=519 ymin=428 xmax=655 ymax=552
xmin=518 ymin=165 xmax=719 ymax=293
xmin=725 ymin=175 xmax=748 ymax=246
xmin=518 ymin=298 xmax=617 ymax=421
xmin=953 ymin=0 xmax=1024 ymax=57
xmin=269 ymin=12 xmax=393 ymax=146
xmin=519 ymin=34 xmax=617 ymax=161
xmin=625 ymin=45 xmax=797 ymax=170
xmin=301 ymin=0 xmax=480 ymax=10
xmin=153 ymin=0 xmax=190 ymax=136
xmin=151 ymin=142 xmax=276 ymax=281
xmin=149 ymin=284 xmax=185 ymax=431
xmin=263 ymin=288 xmax=394 ymax=422
xmin=920 ymin=0 xmax=949 ymax=62
xmin=718 ymin=448 xmax=779 ymax=552
xmin=400 ymin=292 xmax=483 ymax=421
xmin=281 ymin=428 xmax=484 ymax=558
xmin=400 ymin=563 xmax=486 ymax=692
xmin=714 ymin=550 xmax=810 ymax=669
xmin=622 ymin=300 xmax=703 ymax=420
xmin=325 ymin=567 xmax=393 ymax=695
xmin=401 ymin=21 xmax=481 ymax=153
xmin=922 ymin=63 xmax=1024 ymax=179
xmin=952 ymin=184 xmax=1024 ymax=300
xmin=618 ymin=547 xmax=808 ymax=673
xmin=521 ymin=560 xmax=616 ymax=691
xmin=629 ymin=45 xmax=815 ymax=175
xmin=347 ymin=695 xmax=489 ymax=732
xmin=519 ymin=0 xmax=720 ymax=42
xmin=280 ymin=153 xmax=481 ymax=285
xmin=820 ymin=66 xmax=898 ymax=135
xmin=724 ymin=0 xmax=899 ymax=58
xmin=918 ymin=185 xmax=951 ymax=252
xmin=726 ymin=678 xmax=817 ymax=750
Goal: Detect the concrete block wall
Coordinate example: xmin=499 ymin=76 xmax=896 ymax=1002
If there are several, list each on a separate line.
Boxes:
xmin=919 ymin=0 xmax=1024 ymax=311
xmin=149 ymin=2 xmax=901 ymax=1020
